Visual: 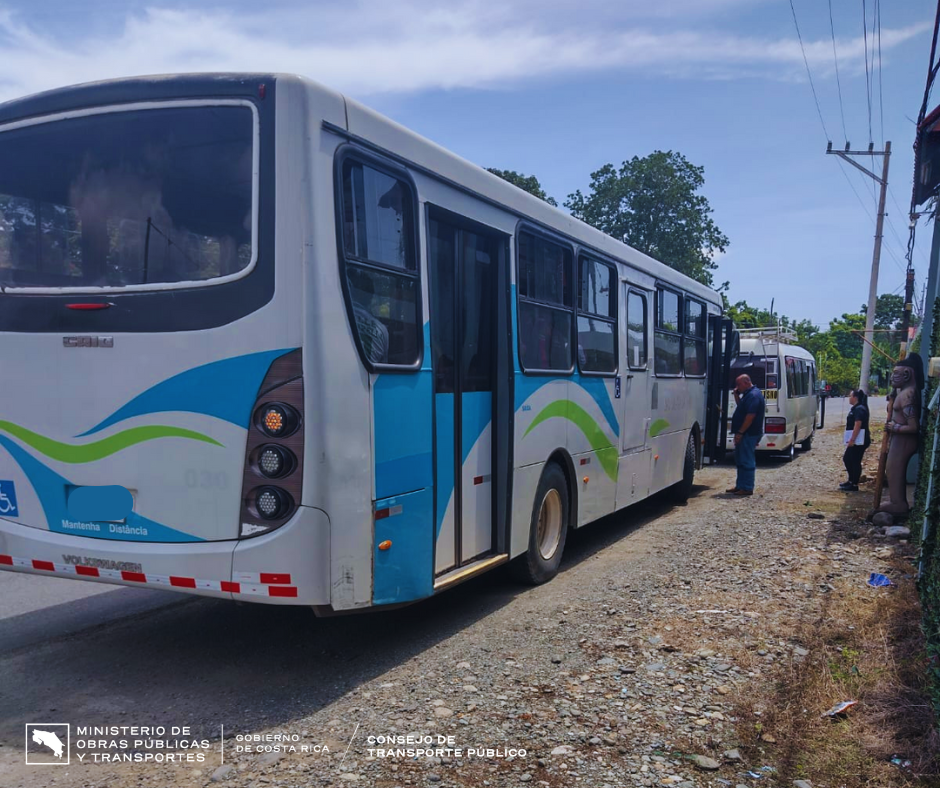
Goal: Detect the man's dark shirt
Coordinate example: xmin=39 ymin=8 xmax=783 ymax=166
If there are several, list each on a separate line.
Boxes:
xmin=731 ymin=385 xmax=765 ymax=437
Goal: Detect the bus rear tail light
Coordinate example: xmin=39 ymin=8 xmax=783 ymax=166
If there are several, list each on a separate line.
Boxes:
xmin=252 ymin=444 xmax=297 ymax=479
xmin=250 ymin=486 xmax=294 ymax=520
xmin=765 ymin=417 xmax=786 ymax=434
xmin=255 ymin=402 xmax=300 ymax=438
xmin=239 ymin=350 xmax=303 ymax=538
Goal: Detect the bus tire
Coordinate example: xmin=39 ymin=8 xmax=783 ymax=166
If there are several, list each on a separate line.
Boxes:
xmin=799 ymin=432 xmax=814 ymax=451
xmin=669 ymin=431 xmax=696 ymax=503
xmin=512 ymin=463 xmax=569 ymax=585
xmin=784 ymin=431 xmax=796 ymax=462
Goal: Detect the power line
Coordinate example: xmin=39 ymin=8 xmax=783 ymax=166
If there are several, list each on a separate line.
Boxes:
xmin=875 ymin=0 xmax=885 ymax=148
xmin=888 ymin=186 xmax=930 ymax=267
xmin=838 ymin=161 xmax=907 ymax=274
xmin=861 ymin=0 xmax=873 ymax=143
xmin=788 ymin=0 xmax=830 ymax=139
xmin=828 ymin=0 xmax=849 ymax=142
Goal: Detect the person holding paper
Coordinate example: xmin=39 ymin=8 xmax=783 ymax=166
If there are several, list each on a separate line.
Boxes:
xmin=840 ymin=389 xmax=870 ymax=491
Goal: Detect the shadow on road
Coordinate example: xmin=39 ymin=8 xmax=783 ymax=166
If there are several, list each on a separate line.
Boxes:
xmin=0 ymin=484 xmax=704 ymax=746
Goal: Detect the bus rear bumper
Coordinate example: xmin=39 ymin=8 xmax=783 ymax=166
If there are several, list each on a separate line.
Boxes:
xmin=725 ymin=434 xmax=793 ymax=452
xmin=0 ymin=506 xmax=330 ymax=606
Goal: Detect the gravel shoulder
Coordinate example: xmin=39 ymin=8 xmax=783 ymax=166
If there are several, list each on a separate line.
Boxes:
xmin=6 ymin=400 xmax=909 ymax=788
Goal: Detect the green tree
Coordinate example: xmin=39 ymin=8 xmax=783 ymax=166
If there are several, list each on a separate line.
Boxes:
xmin=564 ymin=151 xmax=728 ymax=286
xmin=828 ymin=312 xmax=867 ymax=361
xmin=486 ymin=169 xmax=558 ymax=206
xmin=861 ymin=293 xmax=907 ymax=330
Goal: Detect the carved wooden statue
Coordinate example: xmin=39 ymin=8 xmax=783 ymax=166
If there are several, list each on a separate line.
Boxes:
xmin=878 ymin=354 xmax=924 ymax=515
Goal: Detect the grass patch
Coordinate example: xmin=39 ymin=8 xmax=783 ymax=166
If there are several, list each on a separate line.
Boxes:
xmin=731 ymin=553 xmax=939 ymax=785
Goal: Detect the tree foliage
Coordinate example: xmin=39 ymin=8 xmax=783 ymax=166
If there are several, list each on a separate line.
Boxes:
xmin=486 ymin=168 xmax=558 ymax=206
xmin=723 ymin=293 xmax=909 ymax=394
xmin=861 ymin=293 xmax=907 ymax=330
xmin=564 ymin=151 xmax=728 ymax=286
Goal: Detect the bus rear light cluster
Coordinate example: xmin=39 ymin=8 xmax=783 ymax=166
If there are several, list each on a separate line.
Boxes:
xmin=239 ymin=350 xmax=304 ymax=538
xmin=765 ymin=417 xmax=786 ymax=434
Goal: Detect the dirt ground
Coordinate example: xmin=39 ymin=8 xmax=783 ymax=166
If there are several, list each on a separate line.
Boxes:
xmin=3 ymin=399 xmax=934 ymax=787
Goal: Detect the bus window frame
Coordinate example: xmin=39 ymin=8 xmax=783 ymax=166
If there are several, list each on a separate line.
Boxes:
xmin=575 ymin=252 xmax=618 ymax=378
xmin=333 ymin=143 xmax=424 ymax=374
xmin=0 ymin=98 xmax=262 ymax=295
xmin=653 ymin=284 xmax=683 ymax=378
xmin=683 ymin=297 xmax=708 ymax=378
xmin=514 ymin=221 xmax=576 ymax=377
xmin=626 ymin=288 xmax=649 ymax=371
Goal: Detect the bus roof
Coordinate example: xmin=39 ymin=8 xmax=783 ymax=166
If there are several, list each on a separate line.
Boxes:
xmin=0 ymin=72 xmax=722 ymax=307
xmin=339 ymin=87 xmax=722 ymax=307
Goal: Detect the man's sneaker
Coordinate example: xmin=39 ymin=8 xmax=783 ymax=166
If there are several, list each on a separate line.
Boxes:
xmin=839 ymin=483 xmax=859 ymax=492
xmin=733 ymin=488 xmax=753 ymax=496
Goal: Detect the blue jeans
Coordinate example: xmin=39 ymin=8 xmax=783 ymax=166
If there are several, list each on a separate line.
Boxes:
xmin=735 ymin=434 xmax=759 ymax=491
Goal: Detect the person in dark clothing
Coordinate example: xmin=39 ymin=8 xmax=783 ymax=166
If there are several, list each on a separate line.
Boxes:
xmin=727 ymin=374 xmax=766 ymax=496
xmin=840 ymin=388 xmax=871 ymax=491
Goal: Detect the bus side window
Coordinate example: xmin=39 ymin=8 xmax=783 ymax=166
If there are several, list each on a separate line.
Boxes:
xmin=577 ymin=255 xmax=617 ymax=375
xmin=518 ymin=231 xmax=574 ymax=373
xmin=627 ymin=290 xmax=648 ymax=370
xmin=683 ymin=298 xmax=706 ymax=376
xmin=339 ymin=157 xmax=420 ymax=369
xmin=654 ymin=287 xmax=681 ymax=376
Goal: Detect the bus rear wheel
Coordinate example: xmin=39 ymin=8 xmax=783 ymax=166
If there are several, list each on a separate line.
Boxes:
xmin=800 ymin=432 xmax=814 ymax=451
xmin=669 ymin=431 xmax=696 ymax=503
xmin=512 ymin=463 xmax=569 ymax=585
xmin=784 ymin=431 xmax=797 ymax=462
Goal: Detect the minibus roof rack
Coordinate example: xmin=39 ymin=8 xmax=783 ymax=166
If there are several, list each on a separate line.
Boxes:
xmin=736 ymin=326 xmax=798 ymax=343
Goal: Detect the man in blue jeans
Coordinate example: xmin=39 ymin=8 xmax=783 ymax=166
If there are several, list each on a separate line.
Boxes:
xmin=727 ymin=374 xmax=765 ymax=496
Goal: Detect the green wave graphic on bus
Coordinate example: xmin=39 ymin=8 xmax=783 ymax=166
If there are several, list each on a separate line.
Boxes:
xmin=649 ymin=418 xmax=671 ymax=437
xmin=0 ymin=421 xmax=223 ymax=464
xmin=523 ymin=400 xmax=618 ymax=481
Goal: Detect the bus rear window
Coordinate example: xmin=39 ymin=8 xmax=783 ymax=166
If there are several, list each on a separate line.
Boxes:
xmin=0 ymin=104 xmax=255 ymax=290
xmin=729 ymin=355 xmax=777 ymax=389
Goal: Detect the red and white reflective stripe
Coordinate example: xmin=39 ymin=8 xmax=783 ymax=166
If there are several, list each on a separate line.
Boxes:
xmin=233 ymin=572 xmax=292 ymax=585
xmin=0 ymin=554 xmax=296 ymax=597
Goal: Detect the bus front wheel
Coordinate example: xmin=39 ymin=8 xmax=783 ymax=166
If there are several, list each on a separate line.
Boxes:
xmin=513 ymin=463 xmax=569 ymax=585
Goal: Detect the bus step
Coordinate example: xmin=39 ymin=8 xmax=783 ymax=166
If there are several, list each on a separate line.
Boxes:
xmin=433 ymin=554 xmax=508 ymax=593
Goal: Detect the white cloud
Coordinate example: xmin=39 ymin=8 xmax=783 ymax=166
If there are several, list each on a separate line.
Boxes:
xmin=0 ymin=3 xmax=929 ymax=104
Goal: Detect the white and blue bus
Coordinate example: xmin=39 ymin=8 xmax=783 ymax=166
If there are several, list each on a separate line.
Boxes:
xmin=0 ymin=74 xmax=729 ymax=612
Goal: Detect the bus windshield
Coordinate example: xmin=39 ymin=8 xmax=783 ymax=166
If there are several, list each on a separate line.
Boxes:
xmin=729 ymin=354 xmax=778 ymax=390
xmin=0 ymin=104 xmax=254 ymax=290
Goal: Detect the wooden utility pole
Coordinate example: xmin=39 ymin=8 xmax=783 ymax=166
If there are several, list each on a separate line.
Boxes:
xmin=826 ymin=141 xmax=891 ymax=394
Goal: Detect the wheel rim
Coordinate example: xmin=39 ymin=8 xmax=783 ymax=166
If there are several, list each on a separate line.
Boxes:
xmin=536 ymin=489 xmax=563 ymax=561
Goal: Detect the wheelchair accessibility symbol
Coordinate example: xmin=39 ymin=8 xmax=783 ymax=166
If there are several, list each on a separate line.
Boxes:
xmin=0 ymin=480 xmax=19 ymax=517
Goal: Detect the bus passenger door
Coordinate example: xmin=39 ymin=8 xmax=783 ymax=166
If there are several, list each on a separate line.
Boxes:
xmin=429 ymin=211 xmax=505 ymax=574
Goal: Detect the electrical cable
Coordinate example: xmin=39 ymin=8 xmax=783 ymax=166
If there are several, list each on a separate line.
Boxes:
xmin=875 ymin=0 xmax=885 ymax=149
xmin=861 ymin=0 xmax=873 ymax=144
xmin=828 ymin=0 xmax=849 ymax=143
xmin=788 ymin=0 xmax=830 ymax=139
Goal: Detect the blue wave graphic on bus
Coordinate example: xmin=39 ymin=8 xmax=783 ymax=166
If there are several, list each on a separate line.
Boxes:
xmin=0 ymin=436 xmax=202 ymax=542
xmin=514 ymin=375 xmax=620 ymax=438
xmin=77 ymin=349 xmax=297 ymax=437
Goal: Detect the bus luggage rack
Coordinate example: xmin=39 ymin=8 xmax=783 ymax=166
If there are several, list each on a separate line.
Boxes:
xmin=737 ymin=326 xmax=798 ymax=343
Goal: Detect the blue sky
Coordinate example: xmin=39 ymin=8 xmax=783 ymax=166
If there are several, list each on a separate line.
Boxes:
xmin=0 ymin=0 xmax=934 ymax=327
